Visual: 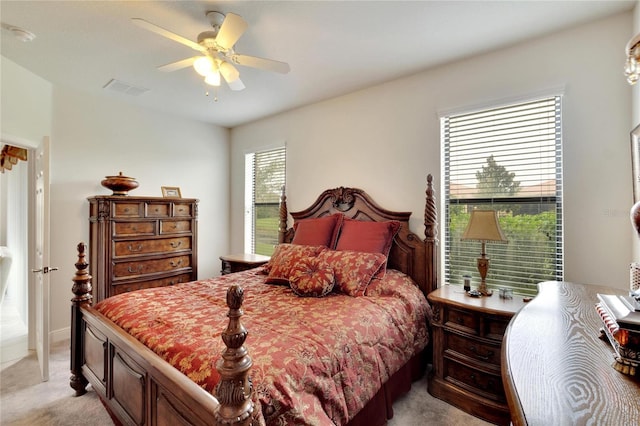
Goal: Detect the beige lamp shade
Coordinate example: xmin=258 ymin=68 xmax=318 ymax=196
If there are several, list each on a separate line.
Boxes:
xmin=462 ymin=210 xmax=508 ymax=243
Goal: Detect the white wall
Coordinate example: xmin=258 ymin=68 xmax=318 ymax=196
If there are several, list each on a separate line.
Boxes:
xmin=2 ymin=56 xmax=231 ymax=338
xmin=231 ymin=12 xmax=634 ymax=291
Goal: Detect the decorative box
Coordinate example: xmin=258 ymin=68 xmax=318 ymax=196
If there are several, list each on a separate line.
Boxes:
xmin=596 ymin=293 xmax=640 ymax=376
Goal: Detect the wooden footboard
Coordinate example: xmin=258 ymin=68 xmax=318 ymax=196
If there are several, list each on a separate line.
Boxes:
xmin=69 ymin=242 xmax=253 ymax=426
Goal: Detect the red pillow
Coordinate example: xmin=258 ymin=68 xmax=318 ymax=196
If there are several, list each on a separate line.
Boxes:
xmin=292 ymin=213 xmax=344 ymax=248
xmin=265 ymin=244 xmax=327 ymax=284
xmin=317 ymin=250 xmax=386 ymax=297
xmin=289 ymin=257 xmax=335 ymax=297
xmin=335 ymin=218 xmax=401 ymax=257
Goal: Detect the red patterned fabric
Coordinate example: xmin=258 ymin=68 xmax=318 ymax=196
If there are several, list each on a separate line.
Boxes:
xmin=288 ymin=257 xmax=335 ymax=297
xmin=292 ymin=213 xmax=344 ymax=248
xmin=264 ymin=243 xmax=326 ymax=284
xmin=94 ymin=268 xmax=431 ymax=426
xmin=335 ymin=218 xmax=401 ymax=257
xmin=317 ymin=250 xmax=386 ymax=296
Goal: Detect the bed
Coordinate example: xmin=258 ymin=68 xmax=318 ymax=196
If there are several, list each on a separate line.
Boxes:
xmin=69 ymin=175 xmax=439 ymax=426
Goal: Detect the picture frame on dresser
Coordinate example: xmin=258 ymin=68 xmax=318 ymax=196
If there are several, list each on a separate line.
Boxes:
xmin=631 ymin=123 xmax=640 ymax=203
xmin=161 ymin=186 xmax=181 ymax=198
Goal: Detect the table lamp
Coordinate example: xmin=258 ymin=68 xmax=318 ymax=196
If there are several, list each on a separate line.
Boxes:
xmin=461 ymin=209 xmax=508 ymax=296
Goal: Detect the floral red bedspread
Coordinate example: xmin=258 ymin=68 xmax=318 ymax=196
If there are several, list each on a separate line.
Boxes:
xmin=94 ymin=268 xmax=431 ymax=425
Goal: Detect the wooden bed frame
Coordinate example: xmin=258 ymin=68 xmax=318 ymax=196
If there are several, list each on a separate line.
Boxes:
xmin=69 ymin=174 xmax=438 ymax=426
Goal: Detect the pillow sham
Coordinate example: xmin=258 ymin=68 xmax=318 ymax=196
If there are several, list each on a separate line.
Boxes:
xmin=335 ymin=218 xmax=401 ymax=258
xmin=291 ymin=213 xmax=344 ymax=248
xmin=317 ymin=250 xmax=386 ymax=297
xmin=265 ymin=243 xmax=327 ymax=284
xmin=288 ymin=257 xmax=335 ymax=297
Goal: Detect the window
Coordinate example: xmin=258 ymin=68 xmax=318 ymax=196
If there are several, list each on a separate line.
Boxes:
xmin=245 ymin=147 xmax=286 ymax=256
xmin=443 ymin=96 xmax=563 ymax=296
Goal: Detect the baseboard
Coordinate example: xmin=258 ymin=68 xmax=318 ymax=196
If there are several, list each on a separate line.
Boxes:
xmin=51 ymin=326 xmax=70 ymax=344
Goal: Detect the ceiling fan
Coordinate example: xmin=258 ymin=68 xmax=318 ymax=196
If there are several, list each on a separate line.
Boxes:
xmin=132 ymin=11 xmax=290 ymax=91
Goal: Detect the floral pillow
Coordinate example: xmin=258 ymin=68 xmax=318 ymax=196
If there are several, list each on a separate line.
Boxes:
xmin=288 ymin=257 xmax=335 ymax=297
xmin=317 ymin=250 xmax=387 ymax=297
xmin=265 ymin=244 xmax=327 ymax=284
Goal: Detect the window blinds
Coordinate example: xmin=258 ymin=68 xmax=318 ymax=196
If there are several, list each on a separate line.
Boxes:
xmin=443 ymin=96 xmax=563 ymax=296
xmin=251 ymin=147 xmax=286 ymax=256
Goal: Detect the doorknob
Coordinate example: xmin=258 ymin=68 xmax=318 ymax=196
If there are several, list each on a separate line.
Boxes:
xmin=31 ymin=266 xmax=59 ymax=274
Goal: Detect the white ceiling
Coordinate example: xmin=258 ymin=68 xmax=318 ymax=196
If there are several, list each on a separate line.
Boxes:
xmin=1 ymin=1 xmax=635 ymax=128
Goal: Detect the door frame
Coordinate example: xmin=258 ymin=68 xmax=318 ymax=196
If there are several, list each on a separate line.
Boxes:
xmin=0 ymin=132 xmax=45 ymax=356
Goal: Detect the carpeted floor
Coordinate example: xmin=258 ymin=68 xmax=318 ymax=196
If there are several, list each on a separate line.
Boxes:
xmin=0 ymin=340 xmax=491 ymax=425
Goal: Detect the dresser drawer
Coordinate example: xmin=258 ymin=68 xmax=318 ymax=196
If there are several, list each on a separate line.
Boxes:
xmin=444 ymin=306 xmax=478 ymax=335
xmin=113 ymin=203 xmax=142 ymax=218
xmin=113 ymin=221 xmax=156 ymax=237
xmin=444 ymin=358 xmax=505 ymax=402
xmin=113 ymin=255 xmax=191 ymax=279
xmin=446 ymin=331 xmax=502 ymax=367
xmin=113 ymin=237 xmax=192 ymax=257
xmin=160 ymin=220 xmax=192 ymax=234
xmin=173 ymin=203 xmax=193 ymax=217
xmin=112 ymin=273 xmax=193 ymax=295
xmin=146 ymin=203 xmax=170 ymax=217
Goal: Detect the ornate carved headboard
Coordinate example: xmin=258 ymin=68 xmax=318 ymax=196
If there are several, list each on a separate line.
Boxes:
xmin=278 ymin=175 xmax=438 ymax=296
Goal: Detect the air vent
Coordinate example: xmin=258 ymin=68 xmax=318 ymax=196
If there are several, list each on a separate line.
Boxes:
xmin=103 ymin=79 xmax=149 ymax=96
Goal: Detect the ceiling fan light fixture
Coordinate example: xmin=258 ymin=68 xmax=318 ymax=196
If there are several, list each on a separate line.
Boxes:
xmin=205 ymin=71 xmax=221 ymax=87
xmin=193 ymin=56 xmax=214 ymax=76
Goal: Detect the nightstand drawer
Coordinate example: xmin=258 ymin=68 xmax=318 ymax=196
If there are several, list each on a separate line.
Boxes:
xmin=445 ymin=358 xmax=505 ymax=402
xmin=446 ymin=331 xmax=501 ymax=367
xmin=444 ymin=306 xmax=478 ymax=335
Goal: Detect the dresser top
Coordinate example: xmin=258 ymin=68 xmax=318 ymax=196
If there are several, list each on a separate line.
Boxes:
xmin=503 ymin=281 xmax=640 ymax=425
xmin=88 ymin=195 xmax=198 ymax=202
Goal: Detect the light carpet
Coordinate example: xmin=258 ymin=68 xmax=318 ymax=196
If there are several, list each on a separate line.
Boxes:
xmin=0 ymin=340 xmax=491 ymax=425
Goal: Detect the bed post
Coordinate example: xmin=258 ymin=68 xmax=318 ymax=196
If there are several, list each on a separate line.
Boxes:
xmin=424 ymin=174 xmax=438 ymax=293
xmin=278 ymin=185 xmax=289 ymax=244
xmin=214 ymin=285 xmax=254 ymax=425
xmin=70 ymin=242 xmax=92 ymax=396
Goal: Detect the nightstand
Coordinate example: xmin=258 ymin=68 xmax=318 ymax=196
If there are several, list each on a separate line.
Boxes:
xmin=219 ymin=253 xmax=270 ymax=275
xmin=427 ymin=285 xmax=525 ymax=425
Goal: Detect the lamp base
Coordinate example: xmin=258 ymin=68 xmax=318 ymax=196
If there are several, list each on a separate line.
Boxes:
xmin=478 ymin=281 xmax=493 ymax=297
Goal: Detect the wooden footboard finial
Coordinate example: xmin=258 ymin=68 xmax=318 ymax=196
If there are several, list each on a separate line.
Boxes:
xmin=70 ymin=242 xmax=92 ymax=396
xmin=215 ymin=285 xmax=254 ymax=425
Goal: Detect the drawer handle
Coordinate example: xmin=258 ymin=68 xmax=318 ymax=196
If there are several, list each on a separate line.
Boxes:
xmin=469 ymin=373 xmax=495 ymax=391
xmin=124 ymin=208 xmax=130 ymax=213
xmin=127 ymin=265 xmax=143 ymax=274
xmin=468 ymin=345 xmax=494 ymax=361
xmin=456 ymin=316 xmax=464 ymax=324
xmin=127 ymin=244 xmax=143 ymax=252
xmin=170 ymin=241 xmax=182 ymax=248
xmin=170 ymin=259 xmax=183 ymax=267
xmin=130 ymin=226 xmax=137 ymax=231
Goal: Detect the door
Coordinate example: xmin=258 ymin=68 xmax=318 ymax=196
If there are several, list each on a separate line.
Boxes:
xmin=33 ymin=136 xmax=52 ymax=381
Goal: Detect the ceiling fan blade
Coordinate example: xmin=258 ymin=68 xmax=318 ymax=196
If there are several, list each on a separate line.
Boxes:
xmin=219 ymin=62 xmax=245 ymax=91
xmin=132 ymin=18 xmax=205 ymax=53
xmin=215 ymin=13 xmax=248 ymax=50
xmin=227 ymin=78 xmax=245 ymax=91
xmin=157 ymin=56 xmax=199 ymax=72
xmin=219 ymin=61 xmax=240 ymax=83
xmin=233 ymin=54 xmax=290 ymax=74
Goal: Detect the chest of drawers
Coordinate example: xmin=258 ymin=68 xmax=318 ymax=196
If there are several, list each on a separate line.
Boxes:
xmin=427 ymin=285 xmax=524 ymax=425
xmin=88 ymin=196 xmax=198 ymax=303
